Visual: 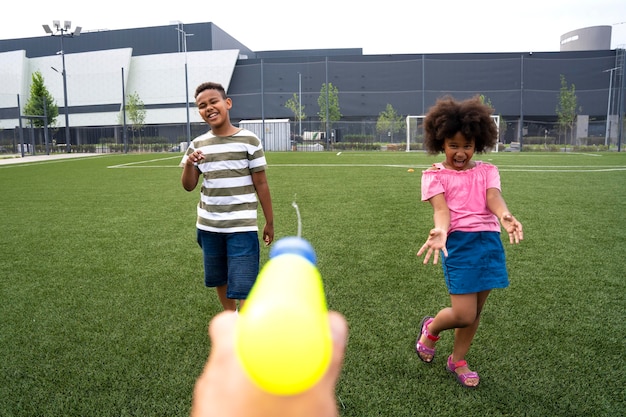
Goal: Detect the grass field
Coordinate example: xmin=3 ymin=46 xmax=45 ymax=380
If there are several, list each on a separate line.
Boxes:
xmin=1 ymin=151 xmax=625 ymax=416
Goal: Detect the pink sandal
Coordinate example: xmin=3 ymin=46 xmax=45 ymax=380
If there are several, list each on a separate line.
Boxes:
xmin=415 ymin=316 xmax=439 ymax=363
xmin=446 ymin=355 xmax=480 ymax=388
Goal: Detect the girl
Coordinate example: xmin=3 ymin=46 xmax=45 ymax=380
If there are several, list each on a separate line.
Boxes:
xmin=415 ymin=95 xmax=523 ymax=388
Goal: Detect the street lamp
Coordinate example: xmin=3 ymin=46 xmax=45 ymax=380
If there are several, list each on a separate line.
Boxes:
xmin=176 ymin=26 xmax=194 ymax=149
xmin=604 ymin=66 xmax=620 ymax=147
xmin=298 ymin=72 xmax=302 ymax=138
xmin=43 ymin=21 xmax=81 ymax=153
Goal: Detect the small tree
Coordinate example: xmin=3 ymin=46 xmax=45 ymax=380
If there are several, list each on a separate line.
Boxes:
xmin=119 ymin=92 xmax=146 ymax=144
xmin=478 ymin=94 xmax=507 ymax=143
xmin=376 ymin=104 xmax=403 ymax=142
xmin=285 ymin=93 xmax=306 ymax=135
xmin=556 ymin=75 xmax=578 ymax=145
xmin=23 ymin=71 xmax=58 ymax=128
xmin=317 ymin=83 xmax=341 ymax=135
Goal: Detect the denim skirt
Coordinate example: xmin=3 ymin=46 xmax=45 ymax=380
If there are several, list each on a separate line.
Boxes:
xmin=441 ymin=231 xmax=509 ymax=295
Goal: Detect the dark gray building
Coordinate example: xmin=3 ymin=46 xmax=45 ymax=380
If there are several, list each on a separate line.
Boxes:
xmin=1 ymin=21 xmax=624 ymax=147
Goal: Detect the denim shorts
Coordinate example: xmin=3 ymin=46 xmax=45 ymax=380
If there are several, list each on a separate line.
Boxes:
xmin=441 ymin=231 xmax=509 ymax=295
xmin=196 ymin=230 xmax=260 ymax=299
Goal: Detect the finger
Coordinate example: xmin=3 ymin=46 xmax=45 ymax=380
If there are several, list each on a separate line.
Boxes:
xmin=416 ymin=243 xmax=428 ymax=257
xmin=208 ymin=311 xmax=238 ymax=353
xmin=192 ymin=311 xmax=239 ymax=414
xmin=321 ymin=312 xmax=348 ymax=386
xmin=422 ymin=249 xmax=432 ymax=265
xmin=441 ymin=247 xmax=448 ymax=258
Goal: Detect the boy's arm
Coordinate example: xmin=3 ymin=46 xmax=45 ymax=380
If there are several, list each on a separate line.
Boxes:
xmin=252 ymin=170 xmax=274 ymax=246
xmin=181 ymin=151 xmax=204 ymax=191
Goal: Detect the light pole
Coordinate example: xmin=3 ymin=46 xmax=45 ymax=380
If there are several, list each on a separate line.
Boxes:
xmin=519 ymin=54 xmax=525 ymax=148
xmin=298 ymin=72 xmax=302 ymax=138
xmin=604 ymin=66 xmax=619 ymax=147
xmin=176 ymin=27 xmax=194 ymax=149
xmin=43 ymin=21 xmax=81 ymax=153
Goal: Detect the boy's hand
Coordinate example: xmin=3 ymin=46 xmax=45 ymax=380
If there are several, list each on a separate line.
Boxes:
xmin=187 ymin=150 xmax=205 ymax=166
xmin=263 ymin=224 xmax=274 ymax=246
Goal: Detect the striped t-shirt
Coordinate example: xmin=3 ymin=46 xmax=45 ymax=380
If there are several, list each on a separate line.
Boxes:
xmin=180 ymin=128 xmax=267 ymax=233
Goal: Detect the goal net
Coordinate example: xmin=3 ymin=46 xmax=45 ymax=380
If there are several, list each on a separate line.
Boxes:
xmin=405 ymin=115 xmax=501 ymax=152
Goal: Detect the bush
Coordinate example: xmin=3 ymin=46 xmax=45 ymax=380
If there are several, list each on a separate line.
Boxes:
xmin=333 ymin=142 xmax=381 ymax=151
xmin=385 ymin=143 xmax=403 ymax=151
xmin=583 ymin=137 xmax=605 ymax=146
xmin=522 ymin=136 xmax=556 ymax=145
xmin=343 ymin=134 xmax=376 ymax=143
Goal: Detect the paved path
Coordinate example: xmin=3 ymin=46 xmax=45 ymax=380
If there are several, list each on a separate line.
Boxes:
xmin=0 ymin=153 xmax=97 ymax=165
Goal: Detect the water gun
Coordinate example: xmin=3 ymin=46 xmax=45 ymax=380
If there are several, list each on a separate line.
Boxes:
xmin=235 ymin=236 xmax=332 ymax=396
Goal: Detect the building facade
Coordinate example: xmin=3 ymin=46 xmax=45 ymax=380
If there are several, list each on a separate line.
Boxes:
xmin=0 ymin=22 xmax=624 ymax=149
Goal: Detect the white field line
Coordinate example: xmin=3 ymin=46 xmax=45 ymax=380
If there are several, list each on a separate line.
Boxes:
xmin=105 ymin=155 xmax=626 ymax=173
xmin=268 ymin=164 xmax=626 ymax=172
xmin=107 ymin=155 xmax=181 ymax=168
xmin=0 ymin=154 xmax=106 ymax=169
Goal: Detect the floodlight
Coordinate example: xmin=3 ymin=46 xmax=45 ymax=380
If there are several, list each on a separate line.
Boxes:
xmin=43 ymin=19 xmax=79 ymax=153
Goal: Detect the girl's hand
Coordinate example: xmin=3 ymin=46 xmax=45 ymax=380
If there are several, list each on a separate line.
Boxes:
xmin=501 ymin=213 xmax=524 ymax=244
xmin=416 ymin=228 xmax=448 ymax=265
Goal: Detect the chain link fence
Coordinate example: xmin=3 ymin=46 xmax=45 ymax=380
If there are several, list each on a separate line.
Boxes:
xmin=0 ymin=117 xmax=620 ymax=156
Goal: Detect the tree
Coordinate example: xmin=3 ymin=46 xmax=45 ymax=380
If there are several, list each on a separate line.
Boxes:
xmin=478 ymin=94 xmax=507 ymax=143
xmin=478 ymin=94 xmax=493 ymax=109
xmin=317 ymin=83 xmax=341 ymax=134
xmin=23 ymin=71 xmax=58 ymax=128
xmin=556 ymin=74 xmax=578 ymax=145
xmin=119 ymin=92 xmax=147 ymax=144
xmin=376 ymin=104 xmax=403 ymax=142
xmin=284 ymin=93 xmax=306 ymax=134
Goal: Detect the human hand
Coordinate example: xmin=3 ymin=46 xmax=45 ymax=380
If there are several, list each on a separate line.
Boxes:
xmin=416 ymin=228 xmax=448 ymax=265
xmin=500 ymin=213 xmax=524 ymax=244
xmin=191 ymin=310 xmax=348 ymax=417
xmin=187 ymin=150 xmax=205 ymax=166
xmin=262 ymin=224 xmax=274 ymax=246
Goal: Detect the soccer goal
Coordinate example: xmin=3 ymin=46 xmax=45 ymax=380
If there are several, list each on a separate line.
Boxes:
xmin=405 ymin=115 xmax=501 ymax=152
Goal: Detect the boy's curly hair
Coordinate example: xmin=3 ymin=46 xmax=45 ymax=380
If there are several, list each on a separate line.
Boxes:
xmin=195 ymin=82 xmax=227 ymax=99
xmin=423 ymin=95 xmax=498 ymax=155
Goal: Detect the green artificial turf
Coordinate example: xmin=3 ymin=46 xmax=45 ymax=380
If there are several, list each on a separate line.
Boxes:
xmin=1 ymin=151 xmax=624 ymax=416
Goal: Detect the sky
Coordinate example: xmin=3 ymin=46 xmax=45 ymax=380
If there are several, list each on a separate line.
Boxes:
xmin=3 ymin=0 xmax=626 ymax=54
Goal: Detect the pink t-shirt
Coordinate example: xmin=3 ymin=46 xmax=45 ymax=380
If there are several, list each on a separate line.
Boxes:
xmin=421 ymin=161 xmax=501 ymax=233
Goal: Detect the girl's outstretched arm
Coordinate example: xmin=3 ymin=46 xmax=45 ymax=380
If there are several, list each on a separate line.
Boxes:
xmin=486 ymin=188 xmax=524 ymax=244
xmin=417 ymin=193 xmax=449 ymax=264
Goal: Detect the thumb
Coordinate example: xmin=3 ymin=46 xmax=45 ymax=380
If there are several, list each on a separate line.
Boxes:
xmin=319 ymin=311 xmax=348 ymax=388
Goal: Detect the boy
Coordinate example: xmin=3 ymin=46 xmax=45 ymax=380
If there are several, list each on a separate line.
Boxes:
xmin=181 ymin=82 xmax=274 ymax=311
